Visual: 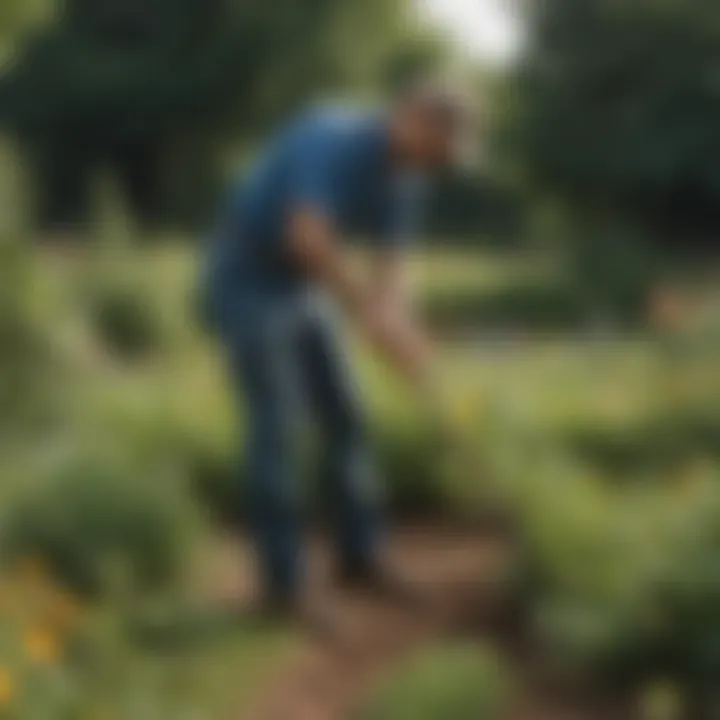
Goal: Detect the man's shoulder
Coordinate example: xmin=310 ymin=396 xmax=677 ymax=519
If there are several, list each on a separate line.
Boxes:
xmin=290 ymin=101 xmax=380 ymax=142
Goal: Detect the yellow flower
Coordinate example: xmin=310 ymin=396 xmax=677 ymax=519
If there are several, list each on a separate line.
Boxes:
xmin=0 ymin=668 xmax=14 ymax=705
xmin=24 ymin=627 xmax=62 ymax=664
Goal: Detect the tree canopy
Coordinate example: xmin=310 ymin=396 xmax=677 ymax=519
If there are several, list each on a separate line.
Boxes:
xmin=0 ymin=0 xmax=428 ymax=229
xmin=509 ymin=0 xmax=720 ymax=249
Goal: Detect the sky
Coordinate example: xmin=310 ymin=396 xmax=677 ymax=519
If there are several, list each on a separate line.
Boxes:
xmin=419 ymin=0 xmax=522 ymax=65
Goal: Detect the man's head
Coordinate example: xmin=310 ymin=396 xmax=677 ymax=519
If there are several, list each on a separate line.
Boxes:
xmin=388 ymin=77 xmax=480 ymax=171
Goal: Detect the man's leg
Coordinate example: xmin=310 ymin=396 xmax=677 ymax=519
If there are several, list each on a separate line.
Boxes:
xmin=300 ymin=306 xmax=384 ymax=576
xmin=228 ymin=308 xmax=306 ymax=604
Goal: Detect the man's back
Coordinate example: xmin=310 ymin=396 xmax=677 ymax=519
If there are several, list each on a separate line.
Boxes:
xmin=207 ymin=104 xmax=421 ymax=298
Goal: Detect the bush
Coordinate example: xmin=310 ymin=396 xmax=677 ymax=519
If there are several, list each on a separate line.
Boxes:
xmin=509 ymin=446 xmax=720 ymax=698
xmin=1 ymin=456 xmax=188 ymax=597
xmin=375 ymin=427 xmax=450 ymax=518
xmin=184 ymin=435 xmax=243 ymax=527
xmin=564 ymin=406 xmax=720 ymax=478
xmin=656 ymin=489 xmax=720 ymax=693
xmin=356 ymin=644 xmax=512 ymax=720
xmin=422 ymin=276 xmax=649 ymax=334
xmin=0 ymin=237 xmax=53 ymax=427
xmin=533 ymin=597 xmax=659 ymax=686
xmin=422 ymin=279 xmax=587 ymax=334
xmin=89 ymin=284 xmax=162 ymax=361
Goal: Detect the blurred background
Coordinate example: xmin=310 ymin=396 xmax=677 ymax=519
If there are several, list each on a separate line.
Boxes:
xmin=1 ymin=0 xmax=720 ymax=718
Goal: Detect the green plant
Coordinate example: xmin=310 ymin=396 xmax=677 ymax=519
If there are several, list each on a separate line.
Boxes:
xmin=564 ymin=406 xmax=720 ymax=478
xmin=510 ymin=443 xmax=720 ymax=695
xmin=90 ymin=284 xmax=161 ymax=361
xmin=0 ymin=237 xmax=53 ymax=427
xmin=184 ymin=435 xmax=243 ymax=526
xmin=422 ymin=279 xmax=588 ymax=333
xmin=2 ymin=455 xmax=188 ymax=597
xmin=356 ymin=644 xmax=512 ymax=720
xmin=375 ymin=426 xmax=450 ymax=518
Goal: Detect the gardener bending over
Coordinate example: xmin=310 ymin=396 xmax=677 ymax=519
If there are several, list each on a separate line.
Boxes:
xmin=203 ymin=79 xmax=476 ymax=618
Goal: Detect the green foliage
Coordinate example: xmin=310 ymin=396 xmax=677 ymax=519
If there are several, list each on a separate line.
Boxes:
xmin=374 ymin=425 xmax=449 ymax=517
xmin=2 ymin=454 xmax=188 ymax=597
xmin=420 ymin=231 xmax=659 ymax=330
xmin=423 ymin=278 xmax=586 ymax=332
xmin=184 ymin=434 xmax=241 ymax=526
xmin=428 ymin=175 xmax=525 ymax=242
xmin=381 ymin=33 xmax=449 ymax=95
xmin=0 ymin=236 xmax=52 ymax=428
xmin=89 ymin=282 xmax=162 ymax=361
xmin=566 ymin=220 xmax=657 ymax=321
xmin=0 ymin=0 xmax=52 ymax=49
xmin=510 ymin=446 xmax=720 ymax=705
xmin=356 ymin=644 xmax=511 ymax=720
xmin=565 ymin=406 xmax=720 ymax=477
xmin=510 ymin=0 xmax=720 ymax=247
xmin=0 ymin=0 xmax=421 ymax=228
xmin=656 ymin=490 xmax=720 ymax=687
xmin=516 ymin=483 xmax=663 ymax=682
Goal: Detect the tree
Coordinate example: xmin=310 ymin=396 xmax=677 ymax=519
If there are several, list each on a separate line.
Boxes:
xmin=0 ymin=0 xmax=420 ymax=231
xmin=508 ymin=0 xmax=720 ymax=253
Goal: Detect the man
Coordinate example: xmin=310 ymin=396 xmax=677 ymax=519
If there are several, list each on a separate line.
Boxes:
xmin=203 ymin=80 xmax=476 ymax=617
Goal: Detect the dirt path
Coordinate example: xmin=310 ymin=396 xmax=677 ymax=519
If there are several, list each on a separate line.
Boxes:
xmin=204 ymin=526 xmax=625 ymax=720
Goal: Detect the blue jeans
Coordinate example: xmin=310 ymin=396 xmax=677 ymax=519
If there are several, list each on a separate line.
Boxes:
xmin=211 ymin=286 xmax=382 ymax=597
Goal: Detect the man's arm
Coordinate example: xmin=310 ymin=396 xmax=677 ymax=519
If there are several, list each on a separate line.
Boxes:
xmin=366 ymin=248 xmax=435 ymax=387
xmin=285 ymin=207 xmax=431 ymax=384
xmin=281 ymin=124 xmax=432 ymax=385
xmin=363 ymin=171 xmax=437 ymax=388
xmin=281 ymin=123 xmax=369 ymax=318
xmin=285 ymin=207 xmax=366 ymax=317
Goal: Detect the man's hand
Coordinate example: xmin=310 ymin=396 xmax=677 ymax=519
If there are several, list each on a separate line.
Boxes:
xmin=359 ymin=301 xmax=433 ymax=389
xmin=362 ymin=247 xmax=437 ymax=391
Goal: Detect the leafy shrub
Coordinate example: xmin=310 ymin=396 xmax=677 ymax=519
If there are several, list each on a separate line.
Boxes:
xmin=421 ymin=234 xmax=657 ymax=333
xmin=564 ymin=406 xmax=720 ymax=477
xmin=421 ymin=276 xmax=650 ymax=334
xmin=1 ymin=456 xmax=188 ymax=597
xmin=422 ymin=279 xmax=588 ymax=334
xmin=500 ymin=454 xmax=665 ymax=683
xmin=184 ymin=435 xmax=243 ymax=526
xmin=533 ymin=597 xmax=659 ymax=686
xmin=356 ymin=644 xmax=512 ymax=720
xmin=89 ymin=284 xmax=161 ymax=361
xmin=0 ymin=238 xmax=52 ymax=427
xmin=375 ymin=427 xmax=450 ymax=518
xmin=510 ymin=447 xmax=720 ymax=700
xmin=567 ymin=225 xmax=656 ymax=329
xmin=654 ymin=488 xmax=720 ymax=694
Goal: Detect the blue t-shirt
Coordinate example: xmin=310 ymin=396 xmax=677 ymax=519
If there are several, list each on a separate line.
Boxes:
xmin=208 ymin=104 xmax=426 ymax=298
